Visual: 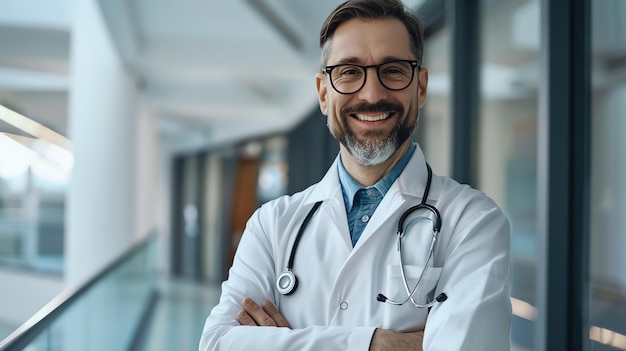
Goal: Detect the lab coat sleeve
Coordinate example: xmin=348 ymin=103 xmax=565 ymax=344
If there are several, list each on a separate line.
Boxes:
xmin=423 ymin=197 xmax=512 ymax=350
xmin=199 ymin=206 xmax=376 ymax=351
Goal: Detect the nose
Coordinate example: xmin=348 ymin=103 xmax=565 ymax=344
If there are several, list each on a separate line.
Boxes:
xmin=357 ymin=67 xmax=389 ymax=102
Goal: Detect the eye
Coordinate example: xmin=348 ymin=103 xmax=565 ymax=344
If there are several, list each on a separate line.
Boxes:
xmin=337 ymin=66 xmax=362 ymax=76
xmin=382 ymin=65 xmax=409 ymax=76
xmin=384 ymin=68 xmax=402 ymax=74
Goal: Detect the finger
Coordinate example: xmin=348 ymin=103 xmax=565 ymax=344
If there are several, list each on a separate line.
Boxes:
xmin=262 ymin=300 xmax=290 ymax=328
xmin=237 ymin=310 xmax=256 ymax=326
xmin=242 ymin=298 xmax=277 ymax=326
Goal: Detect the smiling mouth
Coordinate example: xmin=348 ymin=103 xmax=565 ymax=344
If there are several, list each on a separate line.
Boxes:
xmin=353 ymin=112 xmax=393 ymax=122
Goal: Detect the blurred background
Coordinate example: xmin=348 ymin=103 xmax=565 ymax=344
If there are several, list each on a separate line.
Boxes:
xmin=0 ymin=0 xmax=624 ymax=350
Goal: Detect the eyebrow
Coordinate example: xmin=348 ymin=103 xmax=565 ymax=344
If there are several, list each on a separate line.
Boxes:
xmin=330 ymin=56 xmax=414 ymax=65
xmin=332 ymin=57 xmax=362 ymax=65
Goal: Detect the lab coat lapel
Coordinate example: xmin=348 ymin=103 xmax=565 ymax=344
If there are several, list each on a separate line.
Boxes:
xmin=309 ymin=156 xmax=354 ymax=252
xmin=319 ymin=195 xmax=353 ymax=252
xmin=394 ymin=144 xmax=434 ymax=202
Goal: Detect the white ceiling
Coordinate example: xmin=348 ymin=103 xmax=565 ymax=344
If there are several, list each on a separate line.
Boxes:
xmin=0 ymin=0 xmax=326 ymax=151
xmin=0 ymin=0 xmax=430 ymax=152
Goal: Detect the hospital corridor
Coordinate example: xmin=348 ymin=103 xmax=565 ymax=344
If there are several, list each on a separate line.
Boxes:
xmin=1 ymin=0 xmax=625 ymax=350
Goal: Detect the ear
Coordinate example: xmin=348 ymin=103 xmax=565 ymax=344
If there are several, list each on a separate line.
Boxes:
xmin=316 ymin=73 xmax=329 ymax=116
xmin=417 ymin=67 xmax=429 ymax=108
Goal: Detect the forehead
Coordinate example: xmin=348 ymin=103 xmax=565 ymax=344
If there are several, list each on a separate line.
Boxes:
xmin=327 ymin=18 xmax=413 ymax=64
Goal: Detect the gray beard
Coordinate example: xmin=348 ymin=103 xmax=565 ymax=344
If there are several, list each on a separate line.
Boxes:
xmin=343 ymin=132 xmax=398 ymax=166
xmin=328 ymin=107 xmax=419 ymax=167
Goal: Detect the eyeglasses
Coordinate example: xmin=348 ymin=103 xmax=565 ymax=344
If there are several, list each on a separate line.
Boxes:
xmin=323 ymin=59 xmax=420 ymax=95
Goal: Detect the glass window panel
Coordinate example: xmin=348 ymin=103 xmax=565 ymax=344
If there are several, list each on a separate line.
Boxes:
xmin=477 ymin=1 xmax=540 ymax=350
xmin=0 ymin=130 xmax=68 ymax=273
xmin=589 ymin=0 xmax=626 ymax=349
xmin=421 ymin=27 xmax=451 ymax=177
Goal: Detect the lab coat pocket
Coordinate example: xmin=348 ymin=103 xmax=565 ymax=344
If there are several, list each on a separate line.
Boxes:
xmin=382 ymin=265 xmax=442 ymax=331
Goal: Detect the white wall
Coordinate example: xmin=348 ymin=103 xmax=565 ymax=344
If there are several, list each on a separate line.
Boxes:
xmin=0 ymin=269 xmax=64 ymax=329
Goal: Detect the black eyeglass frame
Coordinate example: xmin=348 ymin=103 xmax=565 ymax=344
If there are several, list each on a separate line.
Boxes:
xmin=323 ymin=59 xmax=421 ymax=95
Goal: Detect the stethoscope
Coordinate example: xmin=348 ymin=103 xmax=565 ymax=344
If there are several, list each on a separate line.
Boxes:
xmin=276 ymin=163 xmax=448 ymax=308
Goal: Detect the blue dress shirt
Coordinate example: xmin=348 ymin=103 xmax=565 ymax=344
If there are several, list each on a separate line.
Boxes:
xmin=338 ymin=143 xmax=416 ymax=246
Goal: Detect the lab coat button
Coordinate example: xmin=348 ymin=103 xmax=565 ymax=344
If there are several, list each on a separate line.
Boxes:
xmin=340 ymin=301 xmax=348 ymax=310
xmin=361 ymin=215 xmax=369 ymax=222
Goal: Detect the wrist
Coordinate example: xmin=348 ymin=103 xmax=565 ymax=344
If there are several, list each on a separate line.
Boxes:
xmin=369 ymin=329 xmax=423 ymax=351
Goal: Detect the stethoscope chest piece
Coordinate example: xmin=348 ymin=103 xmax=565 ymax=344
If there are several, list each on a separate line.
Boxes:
xmin=276 ymin=201 xmax=322 ymax=296
xmin=276 ymin=270 xmax=297 ymax=295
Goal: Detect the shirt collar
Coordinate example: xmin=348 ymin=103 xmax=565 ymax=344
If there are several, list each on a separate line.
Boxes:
xmin=338 ymin=142 xmax=417 ymax=212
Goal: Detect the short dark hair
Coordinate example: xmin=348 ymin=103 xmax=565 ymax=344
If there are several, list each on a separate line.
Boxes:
xmin=319 ymin=0 xmax=424 ymax=65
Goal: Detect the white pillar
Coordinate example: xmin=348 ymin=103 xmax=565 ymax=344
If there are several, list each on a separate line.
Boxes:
xmin=134 ymin=104 xmax=159 ymax=241
xmin=65 ymin=0 xmax=137 ymax=286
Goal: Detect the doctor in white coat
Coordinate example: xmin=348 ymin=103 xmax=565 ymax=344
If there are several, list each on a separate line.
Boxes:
xmin=200 ymin=0 xmax=511 ymax=350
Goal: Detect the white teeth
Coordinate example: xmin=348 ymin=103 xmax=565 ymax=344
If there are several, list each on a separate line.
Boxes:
xmin=355 ymin=113 xmax=390 ymax=121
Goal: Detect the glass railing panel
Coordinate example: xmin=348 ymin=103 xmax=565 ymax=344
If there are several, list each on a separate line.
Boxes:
xmin=0 ymin=234 xmax=158 ymax=351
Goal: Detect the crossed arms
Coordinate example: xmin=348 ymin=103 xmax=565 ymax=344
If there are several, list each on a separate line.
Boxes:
xmin=237 ymin=297 xmax=424 ymax=351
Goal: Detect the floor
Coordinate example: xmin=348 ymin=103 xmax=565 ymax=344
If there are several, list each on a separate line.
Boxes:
xmin=139 ymin=278 xmax=221 ymax=351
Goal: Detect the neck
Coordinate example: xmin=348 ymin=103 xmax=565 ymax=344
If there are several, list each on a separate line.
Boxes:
xmin=340 ymin=140 xmax=411 ymax=187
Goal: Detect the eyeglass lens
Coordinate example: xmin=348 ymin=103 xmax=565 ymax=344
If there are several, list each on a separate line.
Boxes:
xmin=329 ymin=61 xmax=415 ymax=94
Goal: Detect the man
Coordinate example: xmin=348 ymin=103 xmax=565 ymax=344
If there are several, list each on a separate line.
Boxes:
xmin=200 ymin=0 xmax=511 ymax=350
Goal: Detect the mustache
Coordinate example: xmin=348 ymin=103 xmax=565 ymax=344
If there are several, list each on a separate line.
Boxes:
xmin=341 ymin=101 xmax=404 ymax=116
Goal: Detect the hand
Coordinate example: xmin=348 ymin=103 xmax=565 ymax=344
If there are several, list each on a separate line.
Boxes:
xmin=369 ymin=329 xmax=424 ymax=351
xmin=237 ymin=298 xmax=290 ymax=327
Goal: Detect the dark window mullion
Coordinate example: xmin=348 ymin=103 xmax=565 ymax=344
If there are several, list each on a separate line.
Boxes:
xmin=448 ymin=0 xmax=479 ymax=186
xmin=568 ymin=0 xmax=591 ymax=348
xmin=537 ymin=0 xmax=591 ymax=350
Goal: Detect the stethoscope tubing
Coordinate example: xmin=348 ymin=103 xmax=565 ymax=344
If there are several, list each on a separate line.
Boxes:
xmin=276 ymin=200 xmax=322 ymax=295
xmin=278 ymin=163 xmax=447 ymax=308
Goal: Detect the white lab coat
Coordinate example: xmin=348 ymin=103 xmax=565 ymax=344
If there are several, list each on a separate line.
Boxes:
xmin=200 ymin=145 xmax=511 ymax=351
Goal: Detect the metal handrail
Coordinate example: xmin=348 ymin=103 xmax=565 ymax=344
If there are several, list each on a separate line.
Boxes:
xmin=0 ymin=232 xmax=158 ymax=350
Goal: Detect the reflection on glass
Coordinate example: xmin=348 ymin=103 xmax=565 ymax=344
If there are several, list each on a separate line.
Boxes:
xmin=0 ymin=105 xmax=71 ymax=274
xmin=0 ymin=132 xmax=69 ymax=273
xmin=589 ymin=0 xmax=626 ymax=349
xmin=421 ymin=27 xmax=451 ymax=177
xmin=257 ymin=137 xmax=288 ymax=204
xmin=477 ymin=0 xmax=540 ymax=350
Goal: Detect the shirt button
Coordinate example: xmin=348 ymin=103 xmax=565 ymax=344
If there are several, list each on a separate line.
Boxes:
xmin=340 ymin=301 xmax=349 ymax=310
xmin=367 ymin=189 xmax=376 ymax=196
xmin=361 ymin=215 xmax=369 ymax=222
